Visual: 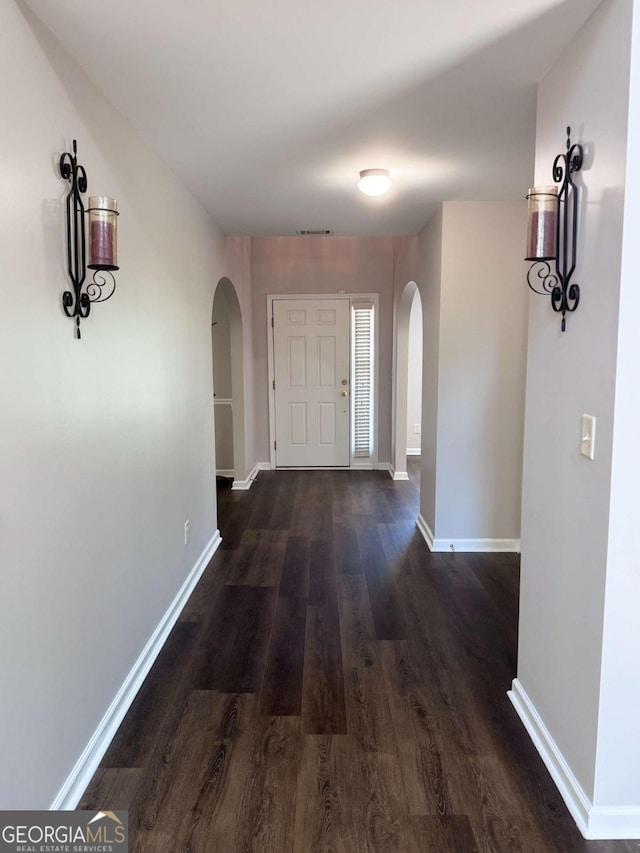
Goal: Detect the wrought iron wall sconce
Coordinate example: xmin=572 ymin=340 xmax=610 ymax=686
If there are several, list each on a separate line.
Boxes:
xmin=59 ymin=140 xmax=119 ymax=338
xmin=525 ymin=126 xmax=583 ymax=332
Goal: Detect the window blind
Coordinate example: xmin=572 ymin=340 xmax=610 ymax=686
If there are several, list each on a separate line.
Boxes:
xmin=352 ymin=303 xmax=374 ymax=458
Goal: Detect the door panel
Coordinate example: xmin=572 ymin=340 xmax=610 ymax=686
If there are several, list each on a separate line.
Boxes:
xmin=288 ymin=337 xmax=306 ymax=386
xmin=318 ymin=337 xmax=336 ymax=387
xmin=289 ymin=403 xmax=308 ymax=446
xmin=318 ymin=403 xmax=336 ymax=446
xmin=273 ymin=298 xmax=350 ymax=467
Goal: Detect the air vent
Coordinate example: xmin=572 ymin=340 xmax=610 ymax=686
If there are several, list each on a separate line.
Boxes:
xmin=296 ymin=229 xmax=333 ymax=236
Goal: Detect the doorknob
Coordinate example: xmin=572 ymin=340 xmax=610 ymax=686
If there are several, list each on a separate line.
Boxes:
xmin=341 ymin=390 xmax=349 ymax=397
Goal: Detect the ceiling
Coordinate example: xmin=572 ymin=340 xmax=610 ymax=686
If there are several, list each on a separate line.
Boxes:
xmin=24 ymin=0 xmax=600 ymax=236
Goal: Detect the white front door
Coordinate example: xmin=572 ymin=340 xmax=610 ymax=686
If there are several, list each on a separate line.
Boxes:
xmin=273 ymin=298 xmax=350 ymax=467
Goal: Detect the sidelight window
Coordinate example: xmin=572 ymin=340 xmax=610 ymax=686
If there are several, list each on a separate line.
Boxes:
xmin=352 ymin=301 xmax=374 ymax=458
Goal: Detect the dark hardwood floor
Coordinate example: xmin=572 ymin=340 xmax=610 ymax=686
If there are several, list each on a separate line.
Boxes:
xmin=79 ymin=461 xmax=638 ymax=852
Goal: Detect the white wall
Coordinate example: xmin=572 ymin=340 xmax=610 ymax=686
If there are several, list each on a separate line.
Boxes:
xmin=0 ymin=2 xmax=244 ymax=808
xmin=516 ymin=0 xmax=637 ymax=827
xmin=594 ymin=0 xmax=640 ymax=811
xmin=406 ymin=291 xmax=423 ymax=452
xmin=436 ymin=202 xmax=528 ymax=542
xmin=212 ymin=291 xmax=233 ymax=400
xmin=596 ymin=101 xmax=640 ymax=814
xmin=411 ymin=202 xmax=528 ymax=545
xmin=415 ymin=210 xmax=443 ymax=532
xmin=212 ymin=289 xmax=234 ymax=472
xmin=222 ymin=238 xmax=256 ymax=481
xmin=250 ymin=236 xmax=397 ymax=464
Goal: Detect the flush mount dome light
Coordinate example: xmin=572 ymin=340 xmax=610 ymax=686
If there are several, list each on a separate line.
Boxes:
xmin=357 ymin=168 xmax=391 ymax=197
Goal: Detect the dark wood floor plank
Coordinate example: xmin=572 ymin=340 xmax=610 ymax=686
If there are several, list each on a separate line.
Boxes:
xmin=379 ymin=640 xmax=452 ymax=817
xmin=179 ymin=549 xmax=230 ymax=621
xmin=308 ymin=538 xmax=337 ymax=607
xmin=467 ymin=552 xmax=521 ymax=609
xmin=190 ymin=697 xmax=257 ymax=853
xmin=195 ymin=696 xmax=260 ymax=853
xmin=397 ymin=552 xmax=468 ymax=674
xmin=431 ymin=552 xmax=485 ymax=588
xmin=345 ymin=741 xmax=417 ymax=852
xmin=232 ymin=715 xmax=302 ymax=853
xmin=306 ymin=538 xmax=345 ymax=730
xmin=247 ymin=471 xmax=283 ymax=529
xmin=294 ymin=736 xmax=346 ymax=853
xmin=380 ymin=481 xmax=419 ymax=524
xmin=303 ymin=601 xmax=348 ymax=734
xmin=260 ymin=594 xmax=307 ymax=716
xmin=376 ymin=518 xmax=414 ymax=569
xmin=294 ymin=735 xmax=419 ymax=853
xmin=279 ymin=534 xmax=310 ymax=598
xmin=79 ymin=470 xmax=639 ymax=853
xmin=268 ymin=471 xmax=298 ymax=530
xmin=290 ymin=471 xmax=333 ymax=540
xmin=346 ymin=477 xmax=376 ymax=515
xmin=101 ymin=621 xmax=200 ymax=768
xmin=354 ymin=515 xmax=405 ymax=641
xmin=411 ymin=815 xmax=480 ymax=853
xmin=380 ymin=637 xmax=551 ymax=852
xmin=77 ymin=768 xmax=143 ymax=811
xmin=225 ymin=528 xmax=287 ymax=587
xmin=434 ymin=580 xmax=518 ymax=681
xmin=337 ymin=574 xmax=379 ymax=669
xmin=129 ymin=692 xmax=253 ymax=844
xmin=218 ymin=490 xmax=253 ymax=547
xmin=344 ymin=666 xmax=397 ymax=756
xmin=218 ymin=585 xmax=277 ymax=693
xmin=329 ymin=471 xmax=355 ymax=526
xmin=333 ymin=522 xmax=363 ymax=575
xmin=189 ymin=585 xmax=248 ymax=690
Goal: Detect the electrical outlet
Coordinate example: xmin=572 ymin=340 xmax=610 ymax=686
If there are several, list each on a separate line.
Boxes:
xmin=184 ymin=520 xmax=190 ymax=545
xmin=414 ymin=424 xmax=421 ymax=434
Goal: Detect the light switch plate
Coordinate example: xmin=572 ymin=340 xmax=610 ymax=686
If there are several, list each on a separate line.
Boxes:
xmin=581 ymin=414 xmax=596 ymax=460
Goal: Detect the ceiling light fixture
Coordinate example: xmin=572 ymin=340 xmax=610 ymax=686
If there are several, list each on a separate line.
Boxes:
xmin=357 ymin=168 xmax=391 ymax=197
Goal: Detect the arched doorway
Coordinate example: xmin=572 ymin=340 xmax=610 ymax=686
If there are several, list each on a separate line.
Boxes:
xmin=406 ymin=288 xmax=423 ymax=461
xmin=212 ymin=277 xmax=247 ymax=488
xmin=391 ymin=281 xmax=422 ymax=482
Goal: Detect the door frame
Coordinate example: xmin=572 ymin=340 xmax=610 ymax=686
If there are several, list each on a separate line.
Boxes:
xmin=267 ymin=293 xmax=380 ymax=470
xmin=212 ymin=277 xmax=248 ymax=487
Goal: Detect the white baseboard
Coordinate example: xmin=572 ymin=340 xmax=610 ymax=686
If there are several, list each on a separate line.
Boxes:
xmin=431 ymin=538 xmax=520 ymax=553
xmin=231 ymin=463 xmax=260 ymax=490
xmin=216 ymin=469 xmax=234 ymax=478
xmin=416 ymin=514 xmax=435 ymax=550
xmin=51 ymin=530 xmax=222 ymax=810
xmin=389 ymin=464 xmax=410 ymax=481
xmin=256 ymin=462 xmax=271 ymax=471
xmin=406 ymin=448 xmax=421 ymax=456
xmin=508 ymin=679 xmax=640 ymax=839
xmin=586 ymin=806 xmax=640 ymax=839
xmin=415 ymin=515 xmax=519 ymax=553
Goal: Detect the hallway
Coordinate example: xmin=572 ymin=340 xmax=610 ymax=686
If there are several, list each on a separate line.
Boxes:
xmin=79 ymin=467 xmax=634 ymax=852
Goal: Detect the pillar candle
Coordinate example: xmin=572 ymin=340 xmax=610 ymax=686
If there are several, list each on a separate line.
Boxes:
xmin=87 ymin=196 xmax=119 ymax=270
xmin=525 ymin=187 xmax=557 ymax=261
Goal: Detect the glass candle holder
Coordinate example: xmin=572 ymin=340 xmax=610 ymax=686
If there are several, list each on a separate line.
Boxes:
xmin=525 ymin=186 xmax=558 ymax=261
xmin=87 ymin=196 xmax=119 ymax=270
